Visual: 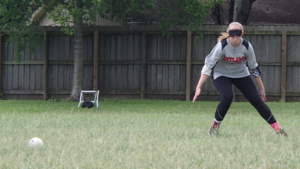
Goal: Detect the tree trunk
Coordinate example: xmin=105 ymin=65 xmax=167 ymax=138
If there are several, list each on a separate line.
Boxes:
xmin=228 ymin=0 xmax=234 ymax=23
xmin=233 ymin=0 xmax=241 ymax=22
xmin=70 ymin=0 xmax=84 ymax=100
xmin=211 ymin=4 xmax=225 ymax=25
xmin=229 ymin=0 xmax=256 ymax=25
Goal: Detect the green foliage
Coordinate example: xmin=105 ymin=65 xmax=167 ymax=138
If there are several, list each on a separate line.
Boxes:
xmin=96 ymin=0 xmax=217 ymax=36
xmin=45 ymin=0 xmax=100 ymax=35
xmin=96 ymin=0 xmax=156 ymax=24
xmin=0 ymin=0 xmax=44 ymax=62
xmin=156 ymin=0 xmax=214 ymax=36
xmin=0 ymin=0 xmax=218 ymax=60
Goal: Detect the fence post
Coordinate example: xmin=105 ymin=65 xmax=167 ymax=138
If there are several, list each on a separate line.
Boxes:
xmin=140 ymin=31 xmax=146 ymax=99
xmin=0 ymin=31 xmax=2 ymax=95
xmin=43 ymin=31 xmax=48 ymax=100
xmin=186 ymin=31 xmax=192 ymax=101
xmin=281 ymin=31 xmax=287 ymax=102
xmin=93 ymin=31 xmax=99 ymax=91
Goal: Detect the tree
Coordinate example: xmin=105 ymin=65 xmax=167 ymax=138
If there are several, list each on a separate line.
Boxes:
xmin=0 ymin=0 xmax=217 ymax=100
xmin=0 ymin=0 xmax=44 ymax=61
xmin=43 ymin=0 xmax=101 ymax=99
xmin=211 ymin=0 xmax=257 ymax=25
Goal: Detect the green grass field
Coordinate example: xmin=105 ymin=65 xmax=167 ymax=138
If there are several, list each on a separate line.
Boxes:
xmin=0 ymin=99 xmax=299 ymax=168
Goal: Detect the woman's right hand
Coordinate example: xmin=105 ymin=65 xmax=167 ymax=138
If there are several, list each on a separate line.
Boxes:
xmin=192 ymin=87 xmax=201 ymax=102
xmin=192 ymin=74 xmax=208 ymax=103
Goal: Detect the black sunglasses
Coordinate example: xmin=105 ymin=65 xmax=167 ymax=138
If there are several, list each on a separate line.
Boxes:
xmin=228 ymin=29 xmax=242 ymax=37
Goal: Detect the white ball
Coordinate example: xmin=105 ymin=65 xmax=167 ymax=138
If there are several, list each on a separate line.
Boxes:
xmin=28 ymin=137 xmax=44 ymax=150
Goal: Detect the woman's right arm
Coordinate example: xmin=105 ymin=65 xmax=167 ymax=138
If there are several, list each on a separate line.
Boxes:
xmin=193 ymin=42 xmax=222 ymax=102
xmin=192 ymin=74 xmax=209 ymax=102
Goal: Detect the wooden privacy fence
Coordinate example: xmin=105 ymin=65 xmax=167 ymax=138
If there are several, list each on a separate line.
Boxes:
xmin=0 ymin=25 xmax=300 ymax=102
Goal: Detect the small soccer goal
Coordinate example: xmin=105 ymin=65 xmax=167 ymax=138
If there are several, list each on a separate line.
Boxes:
xmin=77 ymin=90 xmax=100 ymax=108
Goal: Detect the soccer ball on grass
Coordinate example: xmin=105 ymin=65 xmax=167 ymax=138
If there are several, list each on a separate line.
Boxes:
xmin=28 ymin=137 xmax=44 ymax=150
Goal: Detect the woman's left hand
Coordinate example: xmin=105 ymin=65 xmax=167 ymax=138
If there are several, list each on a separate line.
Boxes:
xmin=254 ymin=77 xmax=266 ymax=102
xmin=260 ymin=89 xmax=266 ymax=102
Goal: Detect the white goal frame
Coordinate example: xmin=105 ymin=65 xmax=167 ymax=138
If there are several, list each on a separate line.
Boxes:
xmin=77 ymin=90 xmax=100 ymax=108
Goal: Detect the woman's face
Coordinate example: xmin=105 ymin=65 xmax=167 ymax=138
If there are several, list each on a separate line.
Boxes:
xmin=227 ymin=25 xmax=243 ymax=46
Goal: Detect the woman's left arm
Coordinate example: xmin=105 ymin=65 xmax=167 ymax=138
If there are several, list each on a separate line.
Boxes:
xmin=245 ymin=41 xmax=266 ymax=101
xmin=254 ymin=77 xmax=266 ymax=102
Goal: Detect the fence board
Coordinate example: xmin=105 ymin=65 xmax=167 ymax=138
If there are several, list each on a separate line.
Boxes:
xmin=110 ymin=35 xmax=117 ymax=61
xmin=287 ymin=35 xmax=300 ymax=62
xmin=18 ymin=65 xmax=24 ymax=89
xmin=162 ymin=66 xmax=168 ymax=91
xmin=168 ymin=65 xmax=174 ymax=91
xmin=281 ymin=32 xmax=287 ymax=102
xmin=128 ymin=35 xmax=134 ymax=61
xmin=24 ymin=65 xmax=30 ymax=90
xmin=12 ymin=65 xmax=18 ymax=90
xmin=82 ymin=66 xmax=93 ymax=90
xmin=29 ymin=66 xmax=35 ymax=90
xmin=287 ymin=66 xmax=300 ymax=93
xmin=156 ymin=65 xmax=163 ymax=90
xmin=133 ymin=65 xmax=140 ymax=90
xmin=186 ymin=31 xmax=192 ymax=101
xmin=93 ymin=31 xmax=99 ymax=91
xmin=135 ymin=35 xmax=141 ymax=60
xmin=116 ymin=35 xmax=122 ymax=61
xmin=36 ymin=65 xmax=43 ymax=90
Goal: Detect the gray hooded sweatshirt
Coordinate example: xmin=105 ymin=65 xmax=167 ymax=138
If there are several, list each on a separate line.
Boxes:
xmin=202 ymin=38 xmax=258 ymax=80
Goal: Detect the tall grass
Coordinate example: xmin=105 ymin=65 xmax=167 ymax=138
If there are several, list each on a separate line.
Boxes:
xmin=0 ymin=99 xmax=299 ymax=168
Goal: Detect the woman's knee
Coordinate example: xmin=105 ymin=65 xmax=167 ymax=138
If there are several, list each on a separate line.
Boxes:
xmin=246 ymin=94 xmax=262 ymax=105
xmin=221 ymin=92 xmax=233 ymax=104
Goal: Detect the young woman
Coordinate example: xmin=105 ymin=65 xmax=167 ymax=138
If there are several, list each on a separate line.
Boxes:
xmin=193 ymin=22 xmax=287 ymax=136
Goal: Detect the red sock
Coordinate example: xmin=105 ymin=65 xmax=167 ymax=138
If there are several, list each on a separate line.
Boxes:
xmin=270 ymin=122 xmax=281 ymax=132
xmin=212 ymin=119 xmax=221 ymax=128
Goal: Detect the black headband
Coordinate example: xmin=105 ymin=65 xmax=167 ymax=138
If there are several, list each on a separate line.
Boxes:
xmin=228 ymin=29 xmax=242 ymax=37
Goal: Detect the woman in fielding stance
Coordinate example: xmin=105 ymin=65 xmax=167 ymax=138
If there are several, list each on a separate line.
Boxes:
xmin=193 ymin=22 xmax=287 ymax=136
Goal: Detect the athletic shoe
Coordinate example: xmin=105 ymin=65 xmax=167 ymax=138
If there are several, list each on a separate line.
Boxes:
xmin=276 ymin=129 xmax=288 ymax=137
xmin=208 ymin=125 xmax=219 ymax=136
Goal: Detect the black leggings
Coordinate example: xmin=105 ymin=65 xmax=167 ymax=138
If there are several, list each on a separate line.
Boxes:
xmin=213 ymin=76 xmax=276 ymax=124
